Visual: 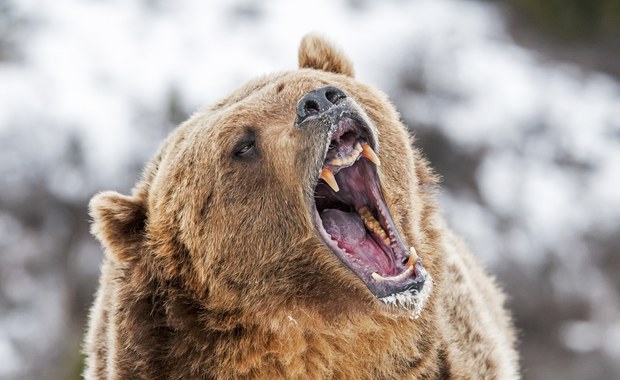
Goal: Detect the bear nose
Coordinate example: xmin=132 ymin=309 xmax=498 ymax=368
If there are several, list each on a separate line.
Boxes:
xmin=295 ymin=86 xmax=347 ymax=127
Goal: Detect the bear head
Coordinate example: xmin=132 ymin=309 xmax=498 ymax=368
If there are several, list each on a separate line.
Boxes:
xmin=89 ymin=34 xmax=442 ymax=327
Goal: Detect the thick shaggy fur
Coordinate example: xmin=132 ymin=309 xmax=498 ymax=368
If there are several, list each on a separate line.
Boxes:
xmin=84 ymin=34 xmax=519 ymax=379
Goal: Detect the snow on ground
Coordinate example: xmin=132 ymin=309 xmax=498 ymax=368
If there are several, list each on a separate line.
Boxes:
xmin=1 ymin=0 xmax=619 ymax=379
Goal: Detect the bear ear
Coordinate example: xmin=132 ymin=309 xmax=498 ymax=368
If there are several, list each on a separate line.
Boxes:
xmin=89 ymin=191 xmax=147 ymax=263
xmin=298 ymin=33 xmax=355 ymax=77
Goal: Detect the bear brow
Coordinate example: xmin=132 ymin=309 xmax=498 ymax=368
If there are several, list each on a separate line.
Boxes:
xmin=209 ymin=73 xmax=287 ymax=111
xmin=211 ymin=83 xmax=268 ymax=111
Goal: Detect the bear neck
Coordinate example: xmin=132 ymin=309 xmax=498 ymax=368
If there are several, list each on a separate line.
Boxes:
xmin=103 ymin=257 xmax=447 ymax=379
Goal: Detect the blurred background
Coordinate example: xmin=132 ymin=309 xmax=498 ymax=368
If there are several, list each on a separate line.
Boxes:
xmin=1 ymin=0 xmax=619 ymax=379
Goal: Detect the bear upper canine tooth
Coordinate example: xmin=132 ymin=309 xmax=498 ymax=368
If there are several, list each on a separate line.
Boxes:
xmin=320 ymin=168 xmax=339 ymax=192
xmin=362 ymin=143 xmax=381 ymax=166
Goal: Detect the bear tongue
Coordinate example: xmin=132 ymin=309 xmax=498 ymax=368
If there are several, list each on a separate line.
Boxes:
xmin=321 ymin=209 xmax=366 ymax=245
xmin=320 ymin=209 xmax=392 ymax=271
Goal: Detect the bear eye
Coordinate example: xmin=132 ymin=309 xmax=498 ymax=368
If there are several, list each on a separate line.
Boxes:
xmin=236 ymin=142 xmax=254 ymax=156
xmin=233 ymin=131 xmax=258 ymax=159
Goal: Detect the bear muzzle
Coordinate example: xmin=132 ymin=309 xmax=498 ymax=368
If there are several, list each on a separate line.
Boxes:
xmin=305 ymin=94 xmax=431 ymax=314
xmin=295 ymin=85 xmax=347 ymax=127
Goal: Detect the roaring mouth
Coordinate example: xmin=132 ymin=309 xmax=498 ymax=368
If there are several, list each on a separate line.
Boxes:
xmin=312 ymin=114 xmax=431 ymax=311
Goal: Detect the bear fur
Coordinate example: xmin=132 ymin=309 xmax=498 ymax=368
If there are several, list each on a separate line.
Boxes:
xmin=84 ymin=34 xmax=519 ymax=379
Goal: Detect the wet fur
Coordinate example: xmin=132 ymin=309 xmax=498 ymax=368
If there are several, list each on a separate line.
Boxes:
xmin=84 ymin=34 xmax=519 ymax=379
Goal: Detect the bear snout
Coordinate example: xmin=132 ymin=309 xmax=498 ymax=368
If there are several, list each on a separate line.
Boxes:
xmin=295 ymin=85 xmax=347 ymax=127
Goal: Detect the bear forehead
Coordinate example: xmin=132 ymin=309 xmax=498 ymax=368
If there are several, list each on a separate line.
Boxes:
xmin=208 ymin=70 xmax=379 ymax=118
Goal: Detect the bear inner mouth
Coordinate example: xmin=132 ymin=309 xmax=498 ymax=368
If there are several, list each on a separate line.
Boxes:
xmin=312 ymin=118 xmax=426 ymax=300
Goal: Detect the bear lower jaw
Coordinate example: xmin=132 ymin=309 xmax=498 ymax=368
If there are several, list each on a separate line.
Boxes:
xmin=379 ymin=269 xmax=433 ymax=319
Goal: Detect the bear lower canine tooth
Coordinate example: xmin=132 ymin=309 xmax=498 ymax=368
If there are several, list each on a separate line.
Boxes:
xmin=406 ymin=246 xmax=419 ymax=267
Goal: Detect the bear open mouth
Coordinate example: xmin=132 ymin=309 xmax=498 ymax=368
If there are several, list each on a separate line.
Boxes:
xmin=312 ymin=116 xmax=429 ymax=307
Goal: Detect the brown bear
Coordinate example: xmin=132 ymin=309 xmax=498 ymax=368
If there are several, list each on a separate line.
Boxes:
xmin=84 ymin=34 xmax=519 ymax=379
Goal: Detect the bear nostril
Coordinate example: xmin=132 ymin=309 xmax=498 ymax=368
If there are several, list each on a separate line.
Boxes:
xmin=304 ymin=100 xmax=320 ymax=116
xmin=325 ymin=89 xmax=346 ymax=105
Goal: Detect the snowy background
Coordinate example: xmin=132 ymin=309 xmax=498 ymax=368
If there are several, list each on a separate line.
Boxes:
xmin=1 ymin=0 xmax=619 ymax=379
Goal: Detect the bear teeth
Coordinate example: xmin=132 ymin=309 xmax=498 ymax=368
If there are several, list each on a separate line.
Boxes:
xmin=371 ymin=265 xmax=414 ymax=282
xmin=319 ymin=143 xmax=380 ymax=193
xmin=329 ymin=142 xmax=363 ymax=167
xmin=406 ymin=246 xmax=419 ymax=267
xmin=362 ymin=143 xmax=381 ymax=166
xmin=359 ymin=207 xmax=391 ymax=246
xmin=320 ymin=168 xmax=339 ymax=192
